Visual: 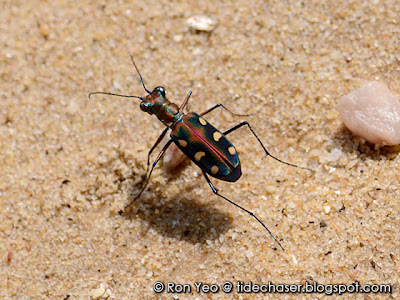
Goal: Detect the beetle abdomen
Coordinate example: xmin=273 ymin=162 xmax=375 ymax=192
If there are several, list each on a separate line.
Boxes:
xmin=170 ymin=112 xmax=241 ymax=182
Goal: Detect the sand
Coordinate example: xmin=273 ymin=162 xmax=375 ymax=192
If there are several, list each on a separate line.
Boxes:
xmin=1 ymin=0 xmax=399 ymax=299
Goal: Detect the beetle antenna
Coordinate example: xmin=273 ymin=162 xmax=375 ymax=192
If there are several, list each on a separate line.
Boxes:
xmin=88 ymin=92 xmax=144 ymax=101
xmin=130 ymin=55 xmax=151 ymax=94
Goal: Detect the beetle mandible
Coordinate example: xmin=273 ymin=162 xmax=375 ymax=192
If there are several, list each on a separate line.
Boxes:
xmin=90 ymin=56 xmax=311 ymax=250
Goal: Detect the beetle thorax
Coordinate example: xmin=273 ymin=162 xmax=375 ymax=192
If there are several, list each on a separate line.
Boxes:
xmin=140 ymin=88 xmax=182 ymax=127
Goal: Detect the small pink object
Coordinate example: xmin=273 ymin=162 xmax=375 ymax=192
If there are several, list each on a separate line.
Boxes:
xmin=163 ymin=142 xmax=187 ymax=172
xmin=337 ymin=81 xmax=400 ymax=146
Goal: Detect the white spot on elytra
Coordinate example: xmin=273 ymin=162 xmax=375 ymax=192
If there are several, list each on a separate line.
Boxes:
xmin=213 ymin=132 xmax=222 ymax=142
xmin=178 ymin=139 xmax=187 ymax=147
xmin=199 ymin=118 xmax=207 ymax=126
xmin=194 ymin=151 xmax=205 ymax=161
xmin=211 ymin=165 xmax=219 ymax=174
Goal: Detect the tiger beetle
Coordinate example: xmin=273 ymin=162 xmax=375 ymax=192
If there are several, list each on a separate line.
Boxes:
xmin=89 ymin=56 xmax=311 ymax=250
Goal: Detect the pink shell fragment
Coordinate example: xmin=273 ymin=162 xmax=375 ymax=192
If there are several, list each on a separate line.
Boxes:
xmin=337 ymin=81 xmax=400 ymax=145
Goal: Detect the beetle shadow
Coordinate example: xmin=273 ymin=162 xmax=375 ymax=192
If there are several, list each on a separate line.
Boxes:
xmin=332 ymin=125 xmax=400 ymax=160
xmin=161 ymin=157 xmax=191 ymax=180
xmin=121 ymin=186 xmax=234 ymax=244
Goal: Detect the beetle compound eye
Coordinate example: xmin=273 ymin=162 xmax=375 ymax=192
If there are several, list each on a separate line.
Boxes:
xmin=140 ymin=102 xmax=151 ymax=113
xmin=154 ymin=86 xmax=166 ymax=97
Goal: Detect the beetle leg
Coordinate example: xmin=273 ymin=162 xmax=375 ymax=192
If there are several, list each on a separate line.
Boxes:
xmin=223 ymin=121 xmax=312 ymax=171
xmin=128 ymin=139 xmax=174 ymax=206
xmin=200 ymin=103 xmax=254 ymax=117
xmin=179 ymin=91 xmax=193 ymax=112
xmin=201 ymin=169 xmax=284 ymax=250
xmin=144 ymin=127 xmax=169 ymax=175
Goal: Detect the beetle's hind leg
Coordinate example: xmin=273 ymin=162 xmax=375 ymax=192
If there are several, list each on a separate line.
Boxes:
xmin=201 ymin=169 xmax=284 ymax=250
xmin=223 ymin=121 xmax=312 ymax=171
xmin=200 ymin=103 xmax=253 ymax=117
